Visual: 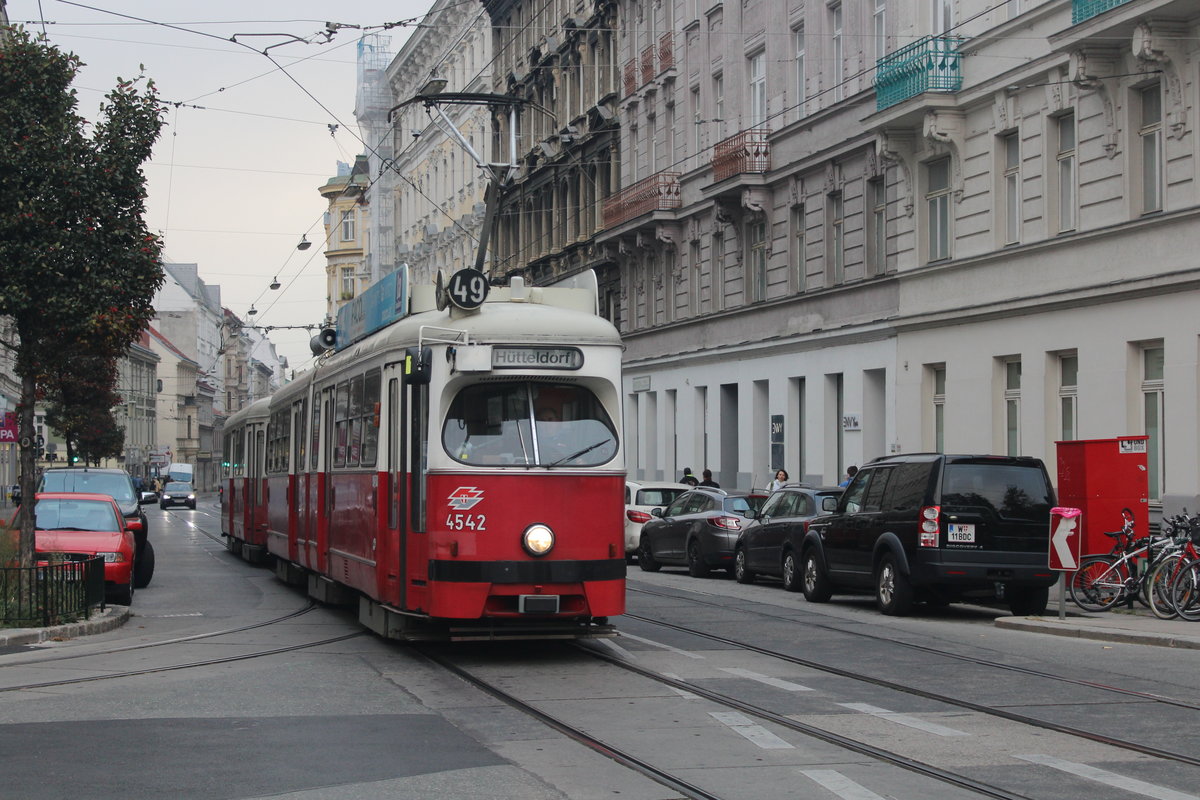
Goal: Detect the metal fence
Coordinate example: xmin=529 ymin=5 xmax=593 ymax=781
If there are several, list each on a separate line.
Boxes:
xmin=0 ymin=556 xmax=106 ymax=628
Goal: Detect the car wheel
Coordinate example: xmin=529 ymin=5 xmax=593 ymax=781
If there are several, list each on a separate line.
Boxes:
xmin=160 ymin=503 xmax=167 ymax=510
xmin=801 ymin=550 xmax=833 ymax=602
xmin=687 ymin=540 xmax=711 ymax=578
xmin=1007 ymin=585 xmax=1049 ymax=616
xmin=875 ymin=554 xmax=914 ymax=616
xmin=133 ymin=540 xmax=155 ymax=589
xmin=734 ymin=548 xmax=755 ymax=584
xmin=638 ymin=536 xmax=661 ymax=572
xmin=781 ymin=551 xmax=802 ymax=593
xmin=108 ymin=576 xmax=134 ymax=606
xmin=188 ymin=502 xmax=196 ymax=510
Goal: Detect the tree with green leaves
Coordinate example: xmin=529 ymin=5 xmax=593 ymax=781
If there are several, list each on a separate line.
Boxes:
xmin=0 ymin=26 xmax=166 ymax=567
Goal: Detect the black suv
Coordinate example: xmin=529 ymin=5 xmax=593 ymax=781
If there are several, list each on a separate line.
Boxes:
xmin=38 ymin=467 xmax=156 ymax=589
xmin=803 ymin=454 xmax=1057 ymax=616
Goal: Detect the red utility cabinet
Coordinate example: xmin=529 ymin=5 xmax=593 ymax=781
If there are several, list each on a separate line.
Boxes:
xmin=1055 ymin=437 xmax=1149 ymax=557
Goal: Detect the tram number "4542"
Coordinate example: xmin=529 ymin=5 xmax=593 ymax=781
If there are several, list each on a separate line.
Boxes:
xmin=445 ymin=514 xmax=487 ymax=531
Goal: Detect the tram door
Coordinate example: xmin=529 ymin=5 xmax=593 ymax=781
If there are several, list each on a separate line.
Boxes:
xmin=388 ymin=377 xmax=405 ymax=609
xmin=291 ymin=398 xmax=306 ymax=563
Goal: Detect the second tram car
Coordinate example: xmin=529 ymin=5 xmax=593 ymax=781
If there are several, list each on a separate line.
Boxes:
xmin=221 ymin=270 xmax=625 ymax=640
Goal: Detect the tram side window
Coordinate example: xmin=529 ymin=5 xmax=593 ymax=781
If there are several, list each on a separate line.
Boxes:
xmin=294 ymin=400 xmax=307 ymax=472
xmin=334 ymin=381 xmax=349 ymax=468
xmin=348 ymin=374 xmax=364 ymax=467
xmin=267 ymin=409 xmax=289 ymax=474
xmin=310 ymin=403 xmax=320 ymax=470
xmin=443 ymin=381 xmax=618 ymax=468
xmin=231 ymin=429 xmax=245 ymax=477
xmin=361 ymin=369 xmax=381 ymax=467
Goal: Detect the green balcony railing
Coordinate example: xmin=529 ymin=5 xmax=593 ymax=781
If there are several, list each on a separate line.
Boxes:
xmin=874 ymin=36 xmax=963 ymax=111
xmin=1072 ymin=0 xmax=1133 ymax=24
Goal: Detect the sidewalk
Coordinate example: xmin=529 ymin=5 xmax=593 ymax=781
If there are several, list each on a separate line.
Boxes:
xmin=996 ymin=601 xmax=1200 ymax=649
xmin=0 ymin=605 xmax=130 ymax=648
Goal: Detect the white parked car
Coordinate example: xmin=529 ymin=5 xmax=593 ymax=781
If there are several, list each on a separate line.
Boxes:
xmin=624 ymin=481 xmax=689 ymax=560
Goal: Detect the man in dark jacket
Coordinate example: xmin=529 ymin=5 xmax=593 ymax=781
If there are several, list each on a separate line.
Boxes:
xmin=699 ymin=469 xmax=720 ymax=488
xmin=680 ymin=467 xmax=699 ymax=486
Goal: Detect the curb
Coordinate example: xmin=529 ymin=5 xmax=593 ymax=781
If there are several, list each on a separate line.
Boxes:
xmin=995 ymin=615 xmax=1200 ymax=650
xmin=0 ymin=605 xmax=131 ymax=647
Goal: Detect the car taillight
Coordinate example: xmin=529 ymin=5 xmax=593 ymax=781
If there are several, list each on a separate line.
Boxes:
xmin=919 ymin=505 xmax=940 ymax=547
xmin=709 ymin=516 xmax=742 ymax=531
xmin=626 ymin=510 xmax=652 ymax=524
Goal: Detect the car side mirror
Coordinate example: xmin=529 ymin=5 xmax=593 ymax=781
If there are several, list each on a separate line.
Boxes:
xmin=822 ymin=497 xmax=839 ymax=512
xmin=139 ymin=492 xmax=156 ymax=505
xmin=650 ymin=508 xmax=663 ymax=518
xmin=126 ymin=518 xmax=144 ymax=533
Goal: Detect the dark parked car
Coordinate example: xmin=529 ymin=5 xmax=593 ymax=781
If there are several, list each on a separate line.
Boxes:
xmin=733 ymin=485 xmax=843 ymax=589
xmin=638 ymin=488 xmax=767 ymax=577
xmin=803 ymin=454 xmax=1058 ymax=616
xmin=38 ymin=467 xmax=156 ymax=589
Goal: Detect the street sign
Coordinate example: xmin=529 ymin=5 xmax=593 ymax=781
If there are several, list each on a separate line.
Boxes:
xmin=1048 ymin=507 xmax=1083 ymax=571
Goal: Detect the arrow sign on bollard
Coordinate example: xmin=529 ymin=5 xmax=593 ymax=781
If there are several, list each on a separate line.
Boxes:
xmin=1049 ymin=507 xmax=1083 ymax=571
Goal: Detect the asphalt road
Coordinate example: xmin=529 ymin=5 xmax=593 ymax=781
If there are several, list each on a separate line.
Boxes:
xmin=1 ymin=500 xmax=1198 ymax=800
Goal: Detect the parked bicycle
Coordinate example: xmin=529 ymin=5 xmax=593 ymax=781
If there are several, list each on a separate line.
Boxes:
xmin=1145 ymin=511 xmax=1200 ymax=620
xmin=1068 ymin=509 xmax=1176 ymax=612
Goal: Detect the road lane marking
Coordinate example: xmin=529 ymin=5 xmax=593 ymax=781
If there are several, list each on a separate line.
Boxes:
xmin=616 ymin=631 xmax=705 ymax=659
xmin=720 ymin=667 xmax=813 ymax=691
xmin=709 ymin=711 xmax=793 ymax=749
xmin=838 ymin=703 xmax=969 ymax=737
xmin=662 ymin=672 xmax=700 ymax=700
xmin=1016 ymin=754 xmax=1200 ymax=800
xmin=799 ymin=769 xmax=888 ymax=800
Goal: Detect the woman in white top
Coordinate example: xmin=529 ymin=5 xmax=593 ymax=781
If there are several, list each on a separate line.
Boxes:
xmin=767 ymin=469 xmax=788 ymax=493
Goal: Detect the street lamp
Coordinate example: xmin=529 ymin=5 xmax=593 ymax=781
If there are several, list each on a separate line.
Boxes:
xmin=296 ymin=235 xmax=312 ymax=251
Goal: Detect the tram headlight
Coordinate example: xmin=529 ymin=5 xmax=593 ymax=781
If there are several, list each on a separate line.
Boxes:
xmin=522 ymin=524 xmax=555 ymax=557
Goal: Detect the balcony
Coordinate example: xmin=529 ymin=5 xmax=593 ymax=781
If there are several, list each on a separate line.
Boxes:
xmin=874 ymin=36 xmax=963 ymax=112
xmin=640 ymin=46 xmax=654 ymax=84
xmin=658 ymin=33 xmax=674 ymax=72
xmin=711 ymin=129 xmax=771 ymax=183
xmin=623 ymin=59 xmax=637 ymax=96
xmin=1072 ymin=0 xmax=1132 ymax=23
xmin=602 ymin=172 xmax=681 ymax=229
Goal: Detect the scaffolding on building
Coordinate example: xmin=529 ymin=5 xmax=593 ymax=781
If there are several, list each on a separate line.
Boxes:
xmin=355 ymin=33 xmax=395 ymax=286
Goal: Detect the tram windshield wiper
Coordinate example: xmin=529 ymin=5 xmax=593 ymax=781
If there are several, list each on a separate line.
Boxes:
xmin=547 ymin=440 xmax=609 ymax=468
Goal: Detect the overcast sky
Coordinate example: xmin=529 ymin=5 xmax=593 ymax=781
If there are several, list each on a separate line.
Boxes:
xmin=6 ymin=1 xmax=432 ymax=370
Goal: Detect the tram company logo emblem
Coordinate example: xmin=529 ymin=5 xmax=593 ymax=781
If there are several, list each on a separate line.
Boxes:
xmin=447 ymin=486 xmax=484 ymax=511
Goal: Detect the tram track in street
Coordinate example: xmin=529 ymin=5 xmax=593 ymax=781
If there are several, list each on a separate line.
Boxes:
xmin=0 ymin=630 xmax=367 ymax=693
xmin=0 ymin=602 xmax=320 ymax=668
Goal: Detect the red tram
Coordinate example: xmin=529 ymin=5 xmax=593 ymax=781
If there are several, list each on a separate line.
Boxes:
xmin=221 ymin=269 xmax=625 ymax=640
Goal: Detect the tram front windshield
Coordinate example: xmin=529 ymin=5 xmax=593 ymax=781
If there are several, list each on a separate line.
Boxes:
xmin=443 ymin=382 xmax=617 ymax=467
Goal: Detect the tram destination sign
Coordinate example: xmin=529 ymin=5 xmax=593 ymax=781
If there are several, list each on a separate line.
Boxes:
xmin=492 ymin=346 xmax=583 ymax=370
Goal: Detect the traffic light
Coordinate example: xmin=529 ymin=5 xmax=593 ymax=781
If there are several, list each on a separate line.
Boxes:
xmin=71 ymin=454 xmax=80 ymax=463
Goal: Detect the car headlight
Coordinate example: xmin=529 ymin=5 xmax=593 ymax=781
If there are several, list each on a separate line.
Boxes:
xmin=99 ymin=552 xmax=126 ymax=563
xmin=522 ymin=524 xmax=554 ymax=557
xmin=162 ymin=494 xmax=172 ymax=500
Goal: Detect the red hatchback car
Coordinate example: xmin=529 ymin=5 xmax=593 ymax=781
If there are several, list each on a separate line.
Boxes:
xmin=28 ymin=492 xmax=140 ymax=605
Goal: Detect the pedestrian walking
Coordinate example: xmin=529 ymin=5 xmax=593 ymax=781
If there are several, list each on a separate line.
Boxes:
xmin=768 ymin=469 xmax=788 ymax=493
xmin=680 ymin=467 xmax=699 ymax=486
xmin=699 ymin=469 xmax=720 ymax=488
xmin=839 ymin=465 xmax=858 ymax=487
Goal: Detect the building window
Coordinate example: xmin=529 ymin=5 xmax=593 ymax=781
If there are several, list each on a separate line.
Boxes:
xmin=748 ymin=51 xmax=766 ymax=127
xmin=1141 ymin=344 xmax=1164 ymax=500
xmin=793 ymin=26 xmax=806 ymax=117
xmin=932 ymin=365 xmax=946 ymax=453
xmin=712 ymin=230 xmax=724 ymax=311
xmin=868 ymin=178 xmax=886 ymax=276
xmin=926 ymin=158 xmax=951 ymax=262
xmin=341 ymin=267 xmax=356 ymax=300
xmin=1059 ymin=353 xmax=1078 ymax=441
xmin=1002 ymin=132 xmax=1020 ymax=245
xmin=1056 ymin=114 xmax=1077 ymax=233
xmin=691 ymin=86 xmax=702 ymax=154
xmin=791 ymin=203 xmax=806 ymax=292
xmin=873 ymin=0 xmax=887 ymax=63
xmin=830 ymin=3 xmax=843 ymax=102
xmin=827 ymin=192 xmax=844 ymax=284
xmin=1003 ymin=359 xmax=1021 ymax=456
xmin=341 ymin=210 xmax=356 ymax=242
xmin=1139 ymin=84 xmax=1163 ymax=214
xmin=713 ymin=73 xmax=724 ymax=137
xmin=933 ymin=0 xmax=953 ymax=33
xmin=690 ymin=239 xmax=702 ymax=316
xmin=748 ymin=219 xmax=768 ymax=302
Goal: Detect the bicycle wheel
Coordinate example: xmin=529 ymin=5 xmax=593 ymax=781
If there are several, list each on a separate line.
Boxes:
xmin=1148 ymin=555 xmax=1181 ymax=620
xmin=1170 ymin=559 xmax=1200 ymax=621
xmin=1069 ymin=557 xmax=1125 ymax=612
